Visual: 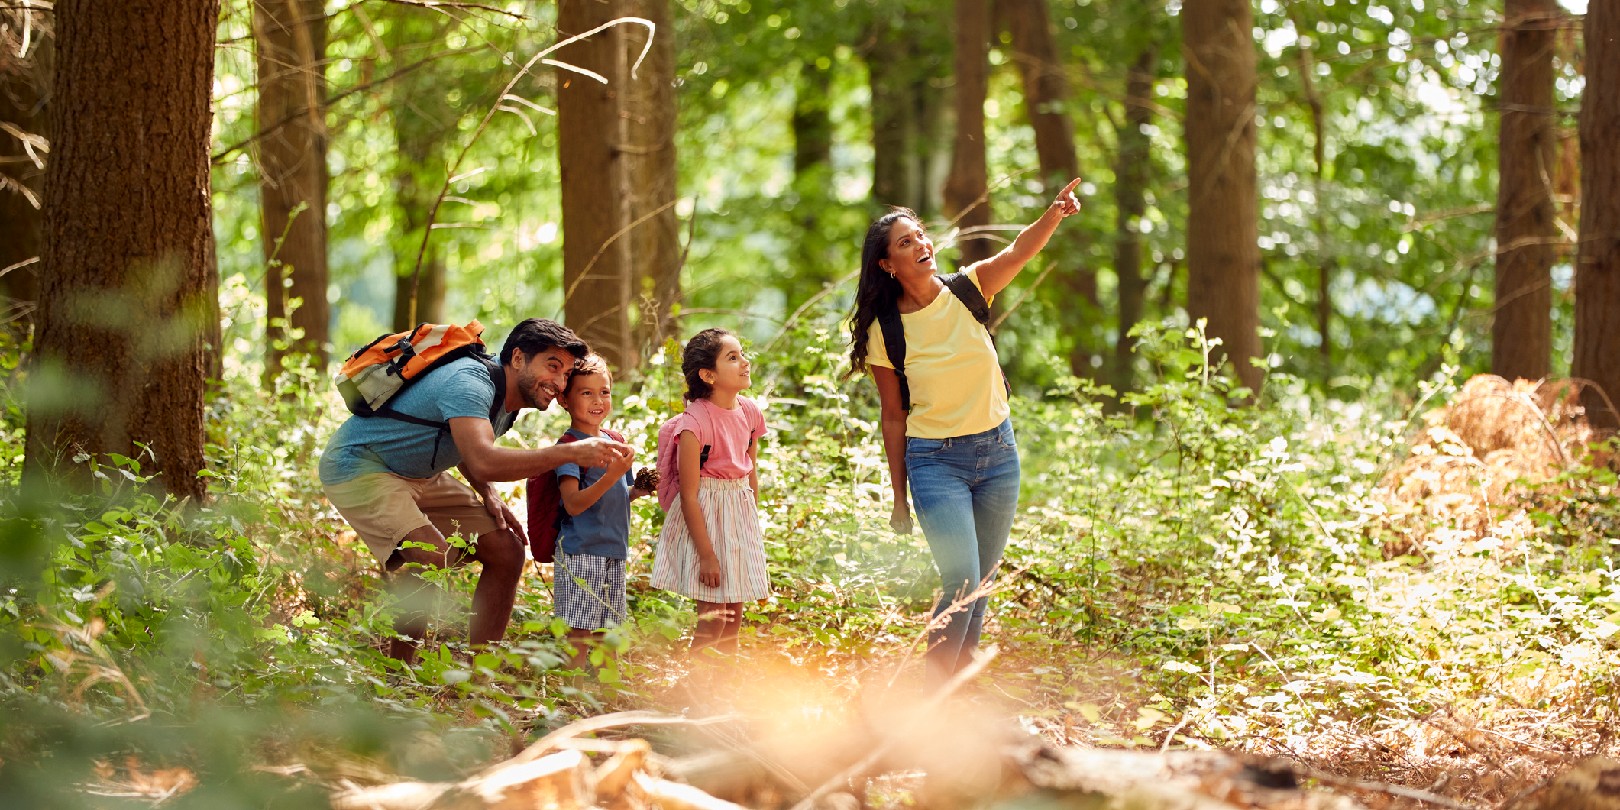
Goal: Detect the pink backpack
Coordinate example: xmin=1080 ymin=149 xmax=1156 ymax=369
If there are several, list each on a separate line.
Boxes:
xmin=655 ymin=399 xmax=762 ymax=511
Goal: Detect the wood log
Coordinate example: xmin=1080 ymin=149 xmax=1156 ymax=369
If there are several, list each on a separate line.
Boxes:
xmin=329 ymin=749 xmax=593 ymax=810
xmin=1511 ymin=757 xmax=1620 ymax=810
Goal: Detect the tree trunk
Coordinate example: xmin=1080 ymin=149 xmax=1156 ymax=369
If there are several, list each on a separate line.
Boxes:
xmin=625 ymin=0 xmax=679 ymax=359
xmin=1182 ymin=0 xmax=1262 ymax=394
xmin=1493 ymin=0 xmax=1559 ymax=382
xmin=558 ymin=0 xmax=633 ymax=370
xmin=1574 ymin=0 xmax=1620 ymax=432
xmin=867 ymin=18 xmax=950 ymax=218
xmin=1112 ymin=44 xmax=1157 ymax=398
xmin=943 ymin=0 xmax=994 ymax=269
xmin=997 ymin=0 xmax=1099 ymax=378
xmin=389 ymin=10 xmax=449 ymax=331
xmin=24 ymin=0 xmax=221 ymax=500
xmin=0 ymin=7 xmax=50 ymax=332
xmin=788 ymin=56 xmax=834 ymax=307
xmin=256 ymin=0 xmax=329 ymax=378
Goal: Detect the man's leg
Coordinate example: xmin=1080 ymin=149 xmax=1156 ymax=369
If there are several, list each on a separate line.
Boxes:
xmin=462 ymin=528 xmax=525 ymax=646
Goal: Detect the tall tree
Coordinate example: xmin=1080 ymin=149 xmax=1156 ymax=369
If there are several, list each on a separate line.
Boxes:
xmin=1112 ymin=43 xmax=1158 ymax=397
xmin=558 ymin=0 xmax=633 ymax=369
xmin=24 ymin=0 xmax=221 ymax=499
xmin=997 ymin=0 xmax=1099 ymax=377
xmin=788 ymin=56 xmax=834 ymax=306
xmin=1574 ymin=0 xmax=1620 ymax=431
xmin=389 ymin=11 xmax=450 ymax=330
xmin=866 ymin=15 xmax=950 ymax=217
xmin=943 ymin=0 xmax=994 ymax=269
xmin=1493 ymin=0 xmax=1559 ymax=381
xmin=1182 ymin=0 xmax=1262 ymax=394
xmin=626 ymin=0 xmax=680 ymax=357
xmin=0 ymin=6 xmax=50 ymax=331
xmin=255 ymin=0 xmax=329 ymax=376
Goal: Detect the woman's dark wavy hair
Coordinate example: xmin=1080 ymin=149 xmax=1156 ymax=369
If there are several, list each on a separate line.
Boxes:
xmin=846 ymin=208 xmax=918 ymax=376
xmin=681 ymin=327 xmax=735 ymax=402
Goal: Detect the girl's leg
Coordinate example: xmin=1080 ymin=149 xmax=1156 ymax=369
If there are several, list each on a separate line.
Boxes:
xmin=717 ymin=602 xmax=743 ymax=654
xmin=906 ymin=439 xmax=981 ymax=682
xmin=693 ymin=600 xmax=729 ymax=652
xmin=958 ymin=421 xmax=1021 ymax=671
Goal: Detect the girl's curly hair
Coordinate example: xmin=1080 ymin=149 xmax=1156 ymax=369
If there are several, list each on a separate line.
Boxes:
xmin=681 ymin=328 xmax=735 ymax=401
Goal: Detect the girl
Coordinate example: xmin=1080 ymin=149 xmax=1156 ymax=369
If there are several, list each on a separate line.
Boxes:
xmin=847 ymin=178 xmax=1083 ymax=682
xmin=650 ymin=328 xmax=769 ymax=654
xmin=551 ymin=354 xmax=654 ymax=670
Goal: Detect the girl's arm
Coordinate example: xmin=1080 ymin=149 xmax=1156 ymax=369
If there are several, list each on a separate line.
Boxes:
xmin=749 ymin=437 xmax=761 ymax=508
xmin=969 ymin=177 xmax=1082 ymax=298
xmin=678 ymin=430 xmax=722 ymax=587
xmin=871 ymin=365 xmax=913 ymax=534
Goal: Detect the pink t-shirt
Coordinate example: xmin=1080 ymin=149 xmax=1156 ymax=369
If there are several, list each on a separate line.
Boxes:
xmin=681 ymin=396 xmax=766 ymax=479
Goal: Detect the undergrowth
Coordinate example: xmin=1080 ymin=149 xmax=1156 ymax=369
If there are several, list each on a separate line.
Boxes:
xmin=1 ymin=320 xmax=1617 ymax=806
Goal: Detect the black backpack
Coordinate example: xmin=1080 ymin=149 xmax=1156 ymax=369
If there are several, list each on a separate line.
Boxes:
xmin=877 ymin=272 xmax=1010 ymax=412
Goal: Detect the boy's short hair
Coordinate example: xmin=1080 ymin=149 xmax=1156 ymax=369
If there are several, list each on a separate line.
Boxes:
xmin=563 ymin=353 xmax=612 ymax=395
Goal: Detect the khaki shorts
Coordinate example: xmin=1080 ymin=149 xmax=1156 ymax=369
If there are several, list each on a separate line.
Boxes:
xmin=323 ymin=472 xmax=499 ymax=570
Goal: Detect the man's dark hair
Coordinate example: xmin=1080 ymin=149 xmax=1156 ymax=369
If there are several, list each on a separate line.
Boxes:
xmin=499 ymin=318 xmax=588 ymax=366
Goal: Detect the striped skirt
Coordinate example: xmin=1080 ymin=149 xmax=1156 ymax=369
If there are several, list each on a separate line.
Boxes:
xmin=650 ymin=477 xmax=771 ymax=603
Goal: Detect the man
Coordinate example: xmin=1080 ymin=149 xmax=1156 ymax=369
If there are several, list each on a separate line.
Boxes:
xmin=320 ymin=318 xmax=633 ymax=662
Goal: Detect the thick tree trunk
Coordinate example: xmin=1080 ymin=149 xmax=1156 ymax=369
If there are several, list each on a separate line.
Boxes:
xmin=1574 ymin=1 xmax=1620 ymax=432
xmin=0 ymin=8 xmax=49 ymax=332
xmin=1182 ymin=0 xmax=1262 ymax=394
xmin=787 ymin=56 xmax=834 ymax=307
xmin=943 ymin=0 xmax=994 ymax=268
xmin=1112 ymin=45 xmax=1157 ymax=398
xmin=24 ymin=0 xmax=221 ymax=500
xmin=1493 ymin=0 xmax=1559 ymax=382
xmin=389 ymin=11 xmax=449 ymax=331
xmin=256 ymin=0 xmax=329 ymax=377
xmin=998 ymin=0 xmax=1099 ymax=378
xmin=558 ymin=0 xmax=633 ymax=369
xmin=625 ymin=0 xmax=679 ymax=359
xmin=867 ymin=18 xmax=950 ymax=218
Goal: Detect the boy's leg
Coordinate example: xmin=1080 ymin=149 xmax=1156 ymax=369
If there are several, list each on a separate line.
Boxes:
xmin=565 ymin=628 xmax=599 ymax=671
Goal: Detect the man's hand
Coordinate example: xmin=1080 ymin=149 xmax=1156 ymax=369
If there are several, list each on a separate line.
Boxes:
xmin=571 ymin=436 xmax=633 ymax=469
xmin=889 ymin=501 xmax=913 ymax=535
xmin=479 ymin=485 xmax=529 ymax=544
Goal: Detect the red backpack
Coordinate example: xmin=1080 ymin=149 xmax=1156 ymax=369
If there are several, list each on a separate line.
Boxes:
xmin=526 ymin=428 xmax=625 ymax=563
xmin=654 ymin=399 xmax=761 ymax=512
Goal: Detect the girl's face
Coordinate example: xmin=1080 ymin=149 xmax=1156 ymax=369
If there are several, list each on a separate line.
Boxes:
xmin=702 ymin=335 xmax=751 ymax=395
xmin=880 ymin=217 xmax=935 ymax=279
xmin=561 ymin=371 xmax=613 ymax=431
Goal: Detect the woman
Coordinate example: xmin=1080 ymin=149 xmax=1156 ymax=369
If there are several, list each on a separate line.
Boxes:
xmin=847 ymin=179 xmax=1082 ymax=681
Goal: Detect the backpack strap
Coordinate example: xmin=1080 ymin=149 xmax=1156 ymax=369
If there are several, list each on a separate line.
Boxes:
xmin=685 ymin=403 xmax=715 ymax=468
xmin=940 ymin=272 xmax=990 ymax=325
xmin=878 ymin=307 xmax=911 ymax=412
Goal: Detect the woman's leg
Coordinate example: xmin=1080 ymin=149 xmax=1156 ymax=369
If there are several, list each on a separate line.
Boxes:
xmin=957 ymin=421 xmax=1021 ymax=670
xmin=906 ymin=440 xmax=981 ymax=682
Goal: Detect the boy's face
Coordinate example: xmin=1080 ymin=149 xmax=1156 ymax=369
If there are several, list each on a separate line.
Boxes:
xmin=560 ymin=371 xmax=613 ymax=432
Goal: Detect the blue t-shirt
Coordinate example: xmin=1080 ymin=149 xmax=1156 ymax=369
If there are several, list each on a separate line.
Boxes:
xmin=319 ymin=357 xmax=518 ymax=485
xmin=555 ymin=428 xmax=633 ymax=560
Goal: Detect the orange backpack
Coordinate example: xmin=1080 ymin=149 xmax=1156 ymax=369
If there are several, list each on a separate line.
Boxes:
xmin=333 ymin=321 xmax=504 ymax=427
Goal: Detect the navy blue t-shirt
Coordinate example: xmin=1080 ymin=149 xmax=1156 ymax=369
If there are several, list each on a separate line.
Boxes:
xmin=555 ymin=428 xmax=634 ymax=560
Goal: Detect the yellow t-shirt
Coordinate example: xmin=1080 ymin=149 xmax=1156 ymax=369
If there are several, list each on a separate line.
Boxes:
xmin=865 ymin=267 xmax=1010 ymax=439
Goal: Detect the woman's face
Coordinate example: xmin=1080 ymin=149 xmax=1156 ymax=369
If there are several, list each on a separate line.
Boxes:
xmin=880 ymin=218 xmax=935 ymax=278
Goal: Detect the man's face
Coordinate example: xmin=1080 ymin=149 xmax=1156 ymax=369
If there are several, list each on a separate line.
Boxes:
xmin=513 ymin=347 xmax=577 ymax=410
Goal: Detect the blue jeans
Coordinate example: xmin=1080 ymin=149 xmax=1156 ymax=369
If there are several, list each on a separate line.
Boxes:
xmin=905 ymin=418 xmax=1020 ymax=681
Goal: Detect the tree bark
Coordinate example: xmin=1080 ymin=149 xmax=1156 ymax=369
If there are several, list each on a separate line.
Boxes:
xmin=24 ymin=0 xmax=221 ymax=500
xmin=558 ymin=0 xmax=633 ymax=370
xmin=1112 ymin=44 xmax=1157 ymax=398
xmin=1493 ymin=0 xmax=1559 ymax=382
xmin=389 ymin=10 xmax=449 ymax=331
xmin=0 ymin=6 xmax=50 ymax=332
xmin=997 ymin=0 xmax=1099 ymax=378
xmin=1182 ymin=0 xmax=1262 ymax=394
xmin=1574 ymin=0 xmax=1620 ymax=432
xmin=625 ymin=0 xmax=679 ymax=360
xmin=943 ymin=0 xmax=994 ymax=268
xmin=255 ymin=0 xmax=329 ymax=378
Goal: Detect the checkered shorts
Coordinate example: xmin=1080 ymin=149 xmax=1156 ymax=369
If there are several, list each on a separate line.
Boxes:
xmin=553 ymin=551 xmax=627 ymax=630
